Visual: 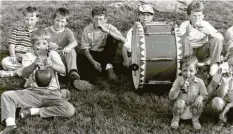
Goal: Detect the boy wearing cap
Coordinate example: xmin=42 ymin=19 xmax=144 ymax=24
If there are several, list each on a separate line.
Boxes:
xmin=179 ymin=1 xmax=224 ymax=76
xmin=122 ymin=4 xmax=154 ymax=68
xmin=81 ymin=6 xmax=125 ymax=82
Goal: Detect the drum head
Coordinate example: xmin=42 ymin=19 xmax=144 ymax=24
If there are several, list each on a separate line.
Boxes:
xmin=131 ymin=22 xmax=145 ymax=89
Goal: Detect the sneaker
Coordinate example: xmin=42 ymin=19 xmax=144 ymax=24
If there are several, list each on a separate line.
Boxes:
xmin=209 ymin=63 xmax=219 ymax=76
xmin=0 ymin=125 xmax=17 ymax=134
xmin=0 ymin=70 xmax=15 ymax=77
xmin=19 ymin=108 xmax=31 ymax=119
xmin=73 ymin=80 xmax=94 ymax=91
xmin=61 ymin=89 xmax=71 ymax=101
xmin=198 ymin=58 xmax=210 ymax=67
xmin=107 ymin=68 xmax=117 ymax=81
xmin=192 ymin=119 xmax=201 ymax=130
xmin=171 ymin=118 xmax=179 ymax=129
xmin=69 ymin=70 xmax=80 ymax=82
xmin=214 ymin=120 xmax=225 ymax=131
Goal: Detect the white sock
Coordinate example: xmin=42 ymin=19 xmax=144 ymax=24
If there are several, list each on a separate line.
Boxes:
xmin=30 ymin=108 xmax=40 ymax=115
xmin=5 ymin=117 xmax=16 ymax=126
xmin=106 ymin=63 xmax=113 ymax=70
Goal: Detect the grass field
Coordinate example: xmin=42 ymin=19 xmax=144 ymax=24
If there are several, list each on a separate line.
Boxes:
xmin=1 ymin=1 xmax=233 ymax=134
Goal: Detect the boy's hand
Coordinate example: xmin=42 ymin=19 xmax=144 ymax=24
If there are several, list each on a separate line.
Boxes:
xmin=194 ymin=96 xmax=203 ymax=109
xmin=98 ymin=22 xmax=109 ymax=33
xmin=62 ymin=46 xmax=72 ymax=54
xmin=45 ymin=58 xmax=53 ymax=68
xmin=10 ymin=56 xmax=17 ymax=64
xmin=219 ymin=112 xmax=227 ymax=122
xmin=93 ymin=60 xmax=102 ymax=72
xmin=34 ymin=57 xmax=44 ymax=67
xmin=123 ymin=57 xmax=131 ymax=68
xmin=49 ymin=42 xmax=59 ymax=51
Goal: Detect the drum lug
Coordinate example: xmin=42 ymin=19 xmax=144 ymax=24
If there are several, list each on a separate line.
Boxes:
xmin=130 ymin=63 xmax=139 ymax=71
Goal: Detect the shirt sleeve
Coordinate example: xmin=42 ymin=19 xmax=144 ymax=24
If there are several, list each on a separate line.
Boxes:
xmin=179 ymin=21 xmax=188 ymax=35
xmin=50 ymin=51 xmax=65 ymax=70
xmin=108 ymin=24 xmax=123 ymax=37
xmin=169 ymin=78 xmax=181 ymax=100
xmin=198 ymin=79 xmax=208 ymax=98
xmin=8 ymin=27 xmax=18 ymax=45
xmin=81 ymin=27 xmax=90 ymax=50
xmin=66 ymin=29 xmax=77 ymax=44
xmin=123 ymin=28 xmax=133 ymax=51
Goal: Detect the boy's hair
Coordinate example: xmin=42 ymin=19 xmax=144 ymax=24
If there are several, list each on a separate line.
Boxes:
xmin=53 ymin=8 xmax=70 ymax=19
xmin=187 ymin=1 xmax=204 ymax=16
xmin=23 ymin=6 xmax=39 ymax=17
xmin=91 ymin=6 xmax=107 ymax=17
xmin=31 ymin=29 xmax=51 ymax=45
xmin=180 ymin=54 xmax=198 ymax=69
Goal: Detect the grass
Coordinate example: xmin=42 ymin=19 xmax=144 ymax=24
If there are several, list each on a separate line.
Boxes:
xmin=1 ymin=1 xmax=233 ymax=134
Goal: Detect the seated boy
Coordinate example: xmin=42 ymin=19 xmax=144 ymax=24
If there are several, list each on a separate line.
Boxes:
xmin=45 ymin=8 xmax=93 ymax=91
xmin=209 ymin=57 xmax=233 ymax=127
xmin=169 ymin=55 xmax=208 ymax=130
xmin=81 ymin=6 xmax=125 ymax=82
xmin=179 ymin=1 xmax=224 ymax=76
xmin=0 ymin=6 xmax=39 ymax=77
xmin=0 ymin=30 xmax=75 ymax=133
xmin=122 ymin=4 xmax=154 ymax=68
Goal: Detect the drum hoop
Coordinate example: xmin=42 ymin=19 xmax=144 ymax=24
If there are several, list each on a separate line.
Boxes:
xmin=174 ymin=24 xmax=182 ymax=78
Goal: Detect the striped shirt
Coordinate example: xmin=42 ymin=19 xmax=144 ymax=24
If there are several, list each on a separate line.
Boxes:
xmin=9 ymin=26 xmax=36 ymax=55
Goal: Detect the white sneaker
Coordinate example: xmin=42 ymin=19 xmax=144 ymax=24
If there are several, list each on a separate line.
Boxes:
xmin=209 ymin=63 xmax=218 ymax=76
xmin=0 ymin=70 xmax=15 ymax=77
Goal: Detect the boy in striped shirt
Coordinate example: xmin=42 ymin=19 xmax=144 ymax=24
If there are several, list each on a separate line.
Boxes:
xmin=0 ymin=6 xmax=39 ymax=77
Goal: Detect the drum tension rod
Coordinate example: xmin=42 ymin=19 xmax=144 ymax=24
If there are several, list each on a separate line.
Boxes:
xmin=130 ymin=64 xmax=139 ymax=71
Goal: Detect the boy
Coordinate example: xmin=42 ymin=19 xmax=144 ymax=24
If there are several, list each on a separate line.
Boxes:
xmin=81 ymin=6 xmax=125 ymax=82
xmin=122 ymin=4 xmax=154 ymax=68
xmin=45 ymin=8 xmax=92 ymax=91
xmin=0 ymin=6 xmax=39 ymax=77
xmin=0 ymin=30 xmax=75 ymax=134
xmin=169 ymin=55 xmax=208 ymax=130
xmin=209 ymin=57 xmax=233 ymax=127
xmin=179 ymin=1 xmax=224 ymax=76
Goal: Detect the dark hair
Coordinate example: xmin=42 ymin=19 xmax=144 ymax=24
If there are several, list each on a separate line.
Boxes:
xmin=187 ymin=1 xmax=204 ymax=16
xmin=91 ymin=6 xmax=107 ymax=17
xmin=180 ymin=54 xmax=198 ymax=69
xmin=31 ymin=29 xmax=50 ymax=45
xmin=53 ymin=8 xmax=70 ymax=19
xmin=23 ymin=6 xmax=39 ymax=17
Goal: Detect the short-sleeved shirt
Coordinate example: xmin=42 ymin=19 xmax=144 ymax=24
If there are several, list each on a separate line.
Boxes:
xmin=123 ymin=27 xmax=133 ymax=52
xmin=9 ymin=25 xmax=37 ymax=58
xmin=170 ymin=76 xmax=208 ymax=104
xmin=81 ymin=24 xmax=122 ymax=52
xmin=45 ymin=26 xmax=76 ymax=50
xmin=179 ymin=20 xmax=219 ymax=48
xmin=22 ymin=50 xmax=65 ymax=90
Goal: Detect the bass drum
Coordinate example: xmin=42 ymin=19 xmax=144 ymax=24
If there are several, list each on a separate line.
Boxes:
xmin=131 ymin=22 xmax=182 ymax=89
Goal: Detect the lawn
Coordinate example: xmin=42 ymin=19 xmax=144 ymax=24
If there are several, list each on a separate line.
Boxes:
xmin=1 ymin=1 xmax=233 ymax=134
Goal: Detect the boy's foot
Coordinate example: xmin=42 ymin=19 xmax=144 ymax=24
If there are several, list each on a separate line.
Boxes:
xmin=73 ymin=80 xmax=94 ymax=91
xmin=0 ymin=70 xmax=15 ymax=77
xmin=0 ymin=125 xmax=17 ymax=134
xmin=209 ymin=63 xmax=218 ymax=76
xmin=61 ymin=89 xmax=71 ymax=101
xmin=107 ymin=68 xmax=117 ymax=81
xmin=215 ymin=120 xmax=225 ymax=131
xmin=197 ymin=58 xmax=210 ymax=67
xmin=171 ymin=118 xmax=179 ymax=129
xmin=192 ymin=119 xmax=201 ymax=130
xmin=19 ymin=108 xmax=31 ymax=119
xmin=69 ymin=70 xmax=80 ymax=82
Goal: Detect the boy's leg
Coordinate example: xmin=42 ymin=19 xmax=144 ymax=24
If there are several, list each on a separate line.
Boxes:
xmin=171 ymin=99 xmax=186 ymax=129
xmin=190 ymin=102 xmax=205 ymax=130
xmin=211 ymin=97 xmax=226 ymax=112
xmin=0 ymin=57 xmax=21 ymax=77
xmin=181 ymin=36 xmax=194 ymax=57
xmin=101 ymin=35 xmax=119 ymax=80
xmin=196 ymin=37 xmax=223 ymax=76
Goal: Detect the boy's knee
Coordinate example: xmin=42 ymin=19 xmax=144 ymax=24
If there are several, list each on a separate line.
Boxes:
xmin=1 ymin=91 xmax=15 ymax=101
xmin=63 ymin=103 xmax=75 ymax=117
xmin=174 ymin=99 xmax=186 ymax=109
xmin=212 ymin=97 xmax=225 ymax=111
xmin=210 ymin=37 xmax=223 ymax=46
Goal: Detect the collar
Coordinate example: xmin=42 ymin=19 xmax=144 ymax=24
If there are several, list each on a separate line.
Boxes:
xmin=181 ymin=76 xmax=198 ymax=83
xmin=51 ymin=26 xmax=65 ymax=33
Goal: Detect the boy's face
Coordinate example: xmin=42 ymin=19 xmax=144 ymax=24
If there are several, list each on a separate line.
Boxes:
xmin=139 ymin=12 xmax=153 ymax=23
xmin=92 ymin=14 xmax=107 ymax=28
xmin=24 ymin=12 xmax=38 ymax=29
xmin=181 ymin=63 xmax=197 ymax=80
xmin=189 ymin=11 xmax=204 ymax=26
xmin=33 ymin=39 xmax=49 ymax=56
xmin=53 ymin=15 xmax=67 ymax=31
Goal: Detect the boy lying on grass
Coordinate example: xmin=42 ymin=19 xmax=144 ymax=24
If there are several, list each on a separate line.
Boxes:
xmin=169 ymin=54 xmax=208 ymax=130
xmin=0 ymin=30 xmax=75 ymax=134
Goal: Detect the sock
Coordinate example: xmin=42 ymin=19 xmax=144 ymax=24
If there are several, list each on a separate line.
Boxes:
xmin=30 ymin=108 xmax=40 ymax=115
xmin=105 ymin=64 xmax=113 ymax=70
xmin=5 ymin=117 xmax=16 ymax=126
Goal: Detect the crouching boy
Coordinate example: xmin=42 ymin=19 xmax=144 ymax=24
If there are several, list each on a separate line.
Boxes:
xmin=169 ymin=55 xmax=208 ymax=130
xmin=0 ymin=30 xmax=75 ymax=133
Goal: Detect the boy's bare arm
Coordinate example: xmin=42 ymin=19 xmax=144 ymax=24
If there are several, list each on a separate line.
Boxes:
xmin=67 ymin=40 xmax=78 ymax=49
xmin=50 ymin=62 xmax=66 ymax=75
xmin=9 ymin=44 xmax=16 ymax=57
xmin=22 ymin=62 xmax=37 ymax=78
xmin=221 ymin=102 xmax=233 ymax=115
xmin=209 ymin=31 xmax=224 ymax=41
xmin=108 ymin=29 xmax=125 ymax=43
xmin=199 ymin=79 xmax=208 ymax=101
